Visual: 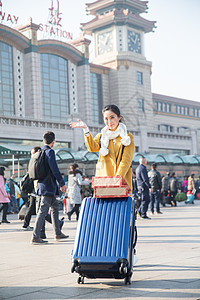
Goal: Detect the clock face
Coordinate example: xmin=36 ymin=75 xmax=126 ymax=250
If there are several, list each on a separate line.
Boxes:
xmin=97 ymin=31 xmax=113 ymax=55
xmin=127 ymin=30 xmax=141 ymax=54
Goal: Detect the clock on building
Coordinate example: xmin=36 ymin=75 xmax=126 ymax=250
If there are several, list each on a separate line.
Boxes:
xmin=127 ymin=30 xmax=141 ymax=54
xmin=97 ymin=31 xmax=113 ymax=55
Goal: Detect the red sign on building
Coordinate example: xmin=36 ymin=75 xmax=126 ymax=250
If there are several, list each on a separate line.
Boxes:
xmin=0 ymin=1 xmax=19 ymax=25
xmin=38 ymin=0 xmax=73 ymax=40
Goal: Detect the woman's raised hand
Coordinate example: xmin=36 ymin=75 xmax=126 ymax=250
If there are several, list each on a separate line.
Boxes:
xmin=69 ymin=119 xmax=87 ymax=129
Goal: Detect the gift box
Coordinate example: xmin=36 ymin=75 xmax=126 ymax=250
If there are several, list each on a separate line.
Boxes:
xmin=94 ymin=185 xmax=129 ymax=198
xmin=92 ymin=176 xmax=129 ymax=198
xmin=92 ymin=176 xmax=126 ymax=188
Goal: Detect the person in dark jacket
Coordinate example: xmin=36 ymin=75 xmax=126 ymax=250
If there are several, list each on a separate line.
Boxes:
xmin=21 ymin=146 xmax=40 ymax=230
xmin=168 ymin=172 xmax=179 ymax=206
xmin=161 ymin=172 xmax=170 ymax=206
xmin=136 ymin=157 xmax=151 ymax=219
xmin=148 ymin=163 xmax=162 ymax=214
xmin=132 ymin=171 xmax=138 ymax=195
xmin=31 ymin=131 xmax=68 ymax=244
xmin=7 ymin=174 xmax=18 ymax=214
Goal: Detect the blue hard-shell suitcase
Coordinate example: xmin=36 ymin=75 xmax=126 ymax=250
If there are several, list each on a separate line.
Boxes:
xmin=71 ymin=196 xmax=137 ymax=284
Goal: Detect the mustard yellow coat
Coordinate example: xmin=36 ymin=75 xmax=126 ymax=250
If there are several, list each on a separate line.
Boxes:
xmin=85 ymin=132 xmax=135 ymax=191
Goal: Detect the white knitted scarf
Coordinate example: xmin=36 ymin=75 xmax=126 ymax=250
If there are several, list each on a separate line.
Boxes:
xmin=99 ymin=123 xmax=131 ymax=156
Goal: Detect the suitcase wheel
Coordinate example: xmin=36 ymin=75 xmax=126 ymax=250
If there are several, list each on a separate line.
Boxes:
xmin=71 ymin=260 xmax=79 ymax=273
xmin=119 ymin=262 xmax=127 ymax=275
xmin=77 ymin=276 xmax=84 ymax=284
xmin=124 ymin=276 xmax=131 ymax=285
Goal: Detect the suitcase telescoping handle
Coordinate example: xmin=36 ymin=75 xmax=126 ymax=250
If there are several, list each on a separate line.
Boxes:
xmin=129 ymin=200 xmax=137 ymax=269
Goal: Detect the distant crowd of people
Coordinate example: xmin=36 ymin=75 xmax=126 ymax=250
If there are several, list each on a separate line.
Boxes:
xmin=1 ymin=153 xmax=198 ymax=227
xmin=132 ymin=157 xmax=199 ymax=219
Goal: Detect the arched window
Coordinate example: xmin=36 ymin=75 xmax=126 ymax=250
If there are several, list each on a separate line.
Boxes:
xmin=40 ymin=53 xmax=69 ymax=121
xmin=0 ymin=41 xmax=15 ymax=116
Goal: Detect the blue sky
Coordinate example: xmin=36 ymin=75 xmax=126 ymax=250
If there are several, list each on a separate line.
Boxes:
xmin=2 ymin=0 xmax=200 ymax=101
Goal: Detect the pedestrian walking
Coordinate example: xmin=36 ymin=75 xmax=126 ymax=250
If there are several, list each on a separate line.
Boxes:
xmin=7 ymin=174 xmax=18 ymax=214
xmin=136 ymin=157 xmax=151 ymax=219
xmin=187 ymin=174 xmax=195 ymax=192
xmin=67 ymin=163 xmax=90 ymax=221
xmin=161 ymin=172 xmax=170 ymax=206
xmin=148 ymin=163 xmax=162 ymax=214
xmin=168 ymin=172 xmax=179 ymax=206
xmin=21 ymin=147 xmax=40 ymax=230
xmin=31 ymin=131 xmax=68 ymax=245
xmin=182 ymin=176 xmax=188 ymax=193
xmin=0 ymin=167 xmax=10 ymax=224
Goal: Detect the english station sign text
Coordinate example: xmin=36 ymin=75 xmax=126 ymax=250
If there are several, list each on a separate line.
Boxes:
xmin=0 ymin=0 xmax=73 ymax=40
xmin=0 ymin=0 xmax=19 ymax=25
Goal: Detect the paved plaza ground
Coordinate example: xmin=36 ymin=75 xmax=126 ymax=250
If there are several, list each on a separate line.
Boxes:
xmin=0 ymin=200 xmax=200 ymax=300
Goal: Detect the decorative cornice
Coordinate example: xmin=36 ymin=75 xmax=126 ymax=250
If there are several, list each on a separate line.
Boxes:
xmin=15 ymin=18 xmax=40 ymax=33
xmin=92 ymin=56 xmax=152 ymax=70
xmin=82 ymin=8 xmax=156 ymax=34
xmin=90 ymin=63 xmax=110 ymax=74
xmin=0 ymin=23 xmax=30 ymax=52
xmin=153 ymin=93 xmax=200 ymax=107
xmin=38 ymin=40 xmax=84 ymax=64
xmin=85 ymin=0 xmax=148 ymax=15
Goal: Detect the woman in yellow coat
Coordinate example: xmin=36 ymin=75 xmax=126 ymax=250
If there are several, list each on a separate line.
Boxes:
xmin=70 ymin=105 xmax=135 ymax=192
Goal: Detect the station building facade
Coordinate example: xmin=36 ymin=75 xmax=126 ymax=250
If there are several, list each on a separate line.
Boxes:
xmin=0 ymin=0 xmax=200 ymax=176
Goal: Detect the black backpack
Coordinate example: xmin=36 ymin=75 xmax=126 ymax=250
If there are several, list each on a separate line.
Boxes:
xmin=28 ymin=149 xmax=48 ymax=180
xmin=20 ymin=173 xmax=34 ymax=194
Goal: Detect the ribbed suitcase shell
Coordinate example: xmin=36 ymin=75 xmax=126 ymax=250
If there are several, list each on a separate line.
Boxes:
xmin=72 ymin=196 xmax=134 ymax=279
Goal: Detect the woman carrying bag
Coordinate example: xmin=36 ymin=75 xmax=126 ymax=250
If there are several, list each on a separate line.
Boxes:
xmin=70 ymin=104 xmax=135 ymax=192
xmin=67 ymin=164 xmax=90 ymax=221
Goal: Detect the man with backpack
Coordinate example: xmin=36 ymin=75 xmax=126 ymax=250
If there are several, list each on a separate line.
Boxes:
xmin=148 ymin=163 xmax=162 ymax=214
xmin=21 ymin=147 xmax=40 ymax=230
xmin=31 ymin=131 xmax=68 ymax=244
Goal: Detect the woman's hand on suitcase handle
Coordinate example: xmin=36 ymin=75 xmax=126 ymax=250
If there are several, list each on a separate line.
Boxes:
xmin=69 ymin=119 xmax=87 ymax=129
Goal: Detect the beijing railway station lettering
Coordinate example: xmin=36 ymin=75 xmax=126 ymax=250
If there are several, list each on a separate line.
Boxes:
xmin=39 ymin=0 xmax=73 ymax=40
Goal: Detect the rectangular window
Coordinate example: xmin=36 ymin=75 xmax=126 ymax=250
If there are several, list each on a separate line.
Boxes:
xmin=136 ymin=71 xmax=143 ymax=85
xmin=138 ymin=98 xmax=144 ymax=112
xmin=193 ymin=108 xmax=199 ymax=117
xmin=185 ymin=107 xmax=189 ymax=115
xmin=175 ymin=104 xmax=189 ymax=115
xmin=40 ymin=53 xmax=69 ymax=122
xmin=0 ymin=41 xmax=15 ymax=116
xmin=90 ymin=72 xmax=103 ymax=124
xmin=155 ymin=101 xmax=158 ymax=111
xmin=158 ymin=102 xmax=162 ymax=111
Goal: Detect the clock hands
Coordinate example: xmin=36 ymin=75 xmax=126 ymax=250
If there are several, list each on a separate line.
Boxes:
xmin=98 ymin=31 xmax=113 ymax=55
xmin=105 ymin=35 xmax=110 ymax=45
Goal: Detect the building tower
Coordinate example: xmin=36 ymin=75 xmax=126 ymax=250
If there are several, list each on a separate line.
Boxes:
xmin=82 ymin=0 xmax=156 ymax=151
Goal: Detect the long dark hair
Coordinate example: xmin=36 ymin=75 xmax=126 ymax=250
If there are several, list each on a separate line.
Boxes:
xmin=69 ymin=163 xmax=82 ymax=177
xmin=102 ymin=104 xmax=124 ymax=122
xmin=0 ymin=167 xmax=5 ymax=176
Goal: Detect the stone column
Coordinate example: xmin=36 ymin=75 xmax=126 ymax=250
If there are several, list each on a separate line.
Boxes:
xmin=139 ymin=122 xmax=148 ymax=153
xmin=191 ymin=127 xmax=198 ymax=155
